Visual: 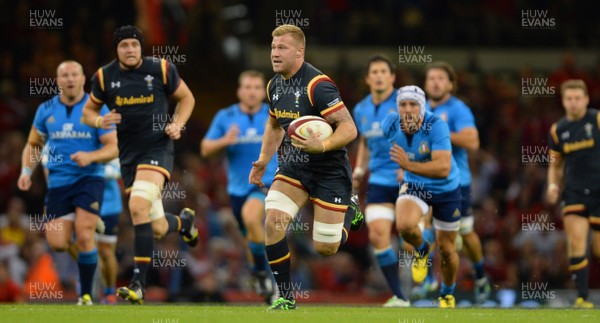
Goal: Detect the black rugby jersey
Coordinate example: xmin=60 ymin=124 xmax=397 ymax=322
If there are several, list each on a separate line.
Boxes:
xmin=266 ymin=62 xmax=348 ymax=166
xmin=548 ymin=108 xmax=600 ymax=190
xmin=89 ymin=57 xmax=181 ymax=165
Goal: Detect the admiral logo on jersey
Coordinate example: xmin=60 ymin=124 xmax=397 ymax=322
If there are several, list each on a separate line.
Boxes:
xmin=115 ymin=94 xmax=155 ymax=106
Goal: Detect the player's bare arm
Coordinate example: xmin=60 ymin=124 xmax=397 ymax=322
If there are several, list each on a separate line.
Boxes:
xmin=322 ymin=108 xmax=358 ymax=149
xmin=249 ymin=117 xmax=284 ymax=186
xmin=201 ymin=124 xmax=240 ymax=157
xmin=70 ymin=131 xmax=118 ymax=167
xmin=352 ymin=136 xmax=370 ymax=189
xmin=166 ymin=79 xmax=195 ymax=140
xmin=390 ymin=145 xmax=451 ymax=178
xmin=546 ymin=149 xmax=564 ymax=204
xmin=450 ymin=127 xmax=479 ymax=151
xmin=17 ymin=127 xmax=46 ymax=191
xmin=82 ymin=98 xmax=103 ymax=127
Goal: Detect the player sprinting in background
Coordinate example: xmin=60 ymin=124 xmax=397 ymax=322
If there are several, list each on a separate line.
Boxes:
xmin=201 ymin=70 xmax=278 ymax=303
xmin=353 ymin=55 xmax=409 ymax=307
xmin=382 ymin=85 xmax=462 ymax=308
xmin=249 ymin=24 xmax=362 ymax=310
xmin=547 ymin=79 xmax=600 ymax=308
xmin=424 ymin=61 xmax=491 ymax=303
xmin=82 ymin=25 xmax=197 ymax=304
xmin=41 ymin=150 xmax=123 ymax=305
xmin=18 ymin=60 xmax=119 ymax=305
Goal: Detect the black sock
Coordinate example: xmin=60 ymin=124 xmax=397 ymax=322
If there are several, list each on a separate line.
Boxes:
xmin=132 ymin=222 xmax=154 ymax=287
xmin=340 ymin=207 xmax=353 ymax=245
xmin=569 ymin=256 xmax=589 ymax=299
xmin=164 ymin=212 xmax=192 ymax=235
xmin=165 ymin=212 xmax=182 ymax=234
xmin=266 ymin=237 xmax=293 ymax=301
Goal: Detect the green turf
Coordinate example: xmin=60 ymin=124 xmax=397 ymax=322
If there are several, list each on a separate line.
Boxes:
xmin=1 ymin=304 xmax=599 ymax=323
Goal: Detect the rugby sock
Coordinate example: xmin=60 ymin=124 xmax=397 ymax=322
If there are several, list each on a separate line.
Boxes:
xmin=248 ymin=241 xmax=268 ymax=272
xmin=569 ymin=256 xmax=589 ymax=299
xmin=375 ymin=247 xmax=406 ymax=300
xmin=440 ymin=282 xmax=456 ymax=297
xmin=165 ymin=212 xmax=182 ymax=234
xmin=422 ymin=227 xmax=435 ymax=245
xmin=340 ymin=207 xmax=353 ymax=245
xmin=132 ymin=222 xmax=154 ymax=286
xmin=78 ymin=249 xmax=98 ymax=297
xmin=473 ymin=260 xmax=485 ymax=280
xmin=104 ymin=287 xmax=115 ymax=297
xmin=416 ymin=240 xmax=430 ymax=258
xmin=266 ymin=237 xmax=293 ymax=301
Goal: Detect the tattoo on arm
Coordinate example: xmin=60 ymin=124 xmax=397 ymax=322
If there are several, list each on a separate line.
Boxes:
xmin=324 ymin=108 xmax=353 ymax=127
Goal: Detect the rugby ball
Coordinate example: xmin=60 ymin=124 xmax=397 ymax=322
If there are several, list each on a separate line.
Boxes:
xmin=287 ymin=116 xmax=333 ymax=140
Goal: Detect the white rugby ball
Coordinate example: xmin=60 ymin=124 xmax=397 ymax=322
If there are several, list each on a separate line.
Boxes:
xmin=287 ymin=115 xmax=333 ymax=140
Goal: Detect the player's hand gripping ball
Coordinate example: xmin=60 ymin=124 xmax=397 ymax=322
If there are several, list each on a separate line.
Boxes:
xmin=287 ymin=115 xmax=333 ymax=140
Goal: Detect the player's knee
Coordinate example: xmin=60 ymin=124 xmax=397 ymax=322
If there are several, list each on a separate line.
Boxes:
xmin=396 ymin=219 xmax=416 ymax=233
xmin=437 ymin=238 xmax=457 ymax=260
xmin=151 ymin=218 xmax=167 ymax=239
xmin=265 ymin=209 xmax=293 ymax=235
xmin=459 ymin=216 xmax=474 ymax=235
xmin=242 ymin=208 xmax=262 ymax=231
xmin=97 ymin=243 xmax=112 ymax=259
xmin=314 ymin=241 xmax=339 ymax=256
xmin=129 ymin=199 xmax=151 ymax=219
xmin=313 ymin=221 xmax=342 ymax=256
xmin=368 ymin=225 xmax=389 ymax=248
xmin=129 ymin=180 xmax=160 ymax=219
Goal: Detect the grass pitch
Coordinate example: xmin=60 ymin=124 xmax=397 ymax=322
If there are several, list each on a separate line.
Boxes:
xmin=1 ymin=304 xmax=599 ymax=323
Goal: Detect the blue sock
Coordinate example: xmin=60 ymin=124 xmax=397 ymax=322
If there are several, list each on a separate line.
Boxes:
xmin=248 ymin=241 xmax=268 ymax=272
xmin=441 ymin=282 xmax=456 ymax=297
xmin=416 ymin=240 xmax=430 ymax=258
xmin=78 ymin=249 xmax=98 ymax=297
xmin=104 ymin=287 xmax=115 ymax=297
xmin=422 ymin=227 xmax=435 ymax=244
xmin=375 ymin=247 xmax=405 ymax=300
xmin=473 ymin=260 xmax=485 ymax=280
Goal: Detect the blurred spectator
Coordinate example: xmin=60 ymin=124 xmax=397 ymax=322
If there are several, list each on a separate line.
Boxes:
xmin=0 ymin=260 xmax=22 ymax=303
xmin=0 ymin=196 xmax=29 ymax=247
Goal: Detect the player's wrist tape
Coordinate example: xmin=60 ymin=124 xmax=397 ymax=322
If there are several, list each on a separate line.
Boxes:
xmin=322 ymin=139 xmax=331 ymax=153
xmin=353 ymin=167 xmax=365 ymax=177
xmin=548 ymin=183 xmax=559 ymax=191
xmin=95 ymin=116 xmax=104 ymax=128
xmin=21 ymin=166 xmax=33 ymax=176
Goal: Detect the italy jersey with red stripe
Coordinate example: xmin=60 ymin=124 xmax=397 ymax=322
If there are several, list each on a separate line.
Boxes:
xmin=266 ymin=62 xmax=348 ymax=166
xmin=89 ymin=57 xmax=181 ymax=166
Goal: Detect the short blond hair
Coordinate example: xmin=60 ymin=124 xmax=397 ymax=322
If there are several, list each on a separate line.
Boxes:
xmin=560 ymin=79 xmax=588 ymax=96
xmin=238 ymin=70 xmax=264 ymax=86
xmin=272 ymin=24 xmax=305 ymax=48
